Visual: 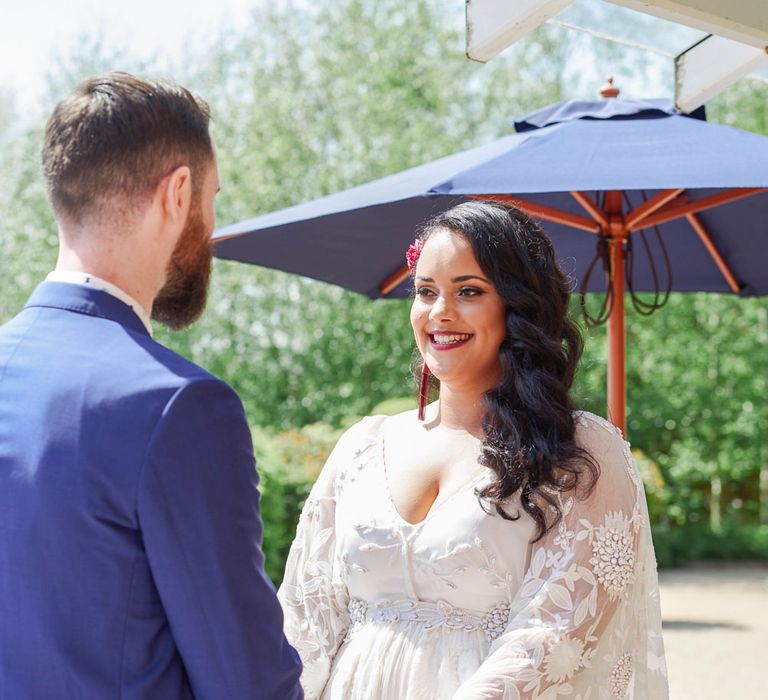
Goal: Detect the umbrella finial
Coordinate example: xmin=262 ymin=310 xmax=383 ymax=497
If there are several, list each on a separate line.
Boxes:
xmin=599 ymin=76 xmax=620 ymax=99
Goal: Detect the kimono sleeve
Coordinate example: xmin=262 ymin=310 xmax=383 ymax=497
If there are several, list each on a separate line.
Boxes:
xmin=453 ymin=415 xmax=659 ymax=700
xmin=277 ymin=418 xmax=375 ymax=700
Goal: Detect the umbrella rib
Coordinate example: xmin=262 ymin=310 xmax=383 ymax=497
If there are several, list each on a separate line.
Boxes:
xmin=212 ymin=230 xmax=242 ymax=243
xmin=625 ymin=188 xmax=685 ymax=230
xmin=635 ymin=188 xmax=766 ymax=229
xmin=471 ymin=194 xmax=600 ymax=233
xmin=571 ymin=192 xmax=608 ymax=229
xmin=685 ymin=213 xmax=741 ymax=293
xmin=379 ymin=264 xmax=410 ymax=297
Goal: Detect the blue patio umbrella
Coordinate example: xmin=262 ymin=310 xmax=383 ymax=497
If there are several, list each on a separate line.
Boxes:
xmin=214 ymin=96 xmax=768 ymax=432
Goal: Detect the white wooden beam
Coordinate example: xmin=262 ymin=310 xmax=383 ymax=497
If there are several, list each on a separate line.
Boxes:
xmin=676 ymin=34 xmax=768 ymax=112
xmin=607 ymin=1 xmax=768 ymax=48
xmin=466 ymin=0 xmax=573 ymax=63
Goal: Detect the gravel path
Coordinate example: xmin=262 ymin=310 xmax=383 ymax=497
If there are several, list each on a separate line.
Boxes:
xmin=659 ymin=562 xmax=768 ymax=699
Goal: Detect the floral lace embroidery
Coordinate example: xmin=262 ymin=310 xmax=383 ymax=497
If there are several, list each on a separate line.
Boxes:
xmin=589 ymin=512 xmax=635 ymax=600
xmin=476 ymin=537 xmax=516 ymax=590
xmin=396 ymin=535 xmax=520 ymax=593
xmin=411 ymin=541 xmax=472 ymax=590
xmin=610 ymin=652 xmax=634 ymax=698
xmin=553 ymin=517 xmax=576 ymax=551
xmin=543 ymin=634 xmax=586 ymax=683
xmin=335 ymin=439 xmax=378 ymax=493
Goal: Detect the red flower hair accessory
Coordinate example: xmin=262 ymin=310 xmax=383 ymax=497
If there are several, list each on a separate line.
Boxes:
xmin=406 ymin=239 xmax=423 ymax=271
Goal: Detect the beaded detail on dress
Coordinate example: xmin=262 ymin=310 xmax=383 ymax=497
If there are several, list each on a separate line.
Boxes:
xmin=345 ymin=598 xmax=511 ymax=642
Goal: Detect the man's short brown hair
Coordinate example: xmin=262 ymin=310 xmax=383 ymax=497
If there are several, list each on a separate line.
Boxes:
xmin=41 ymin=72 xmax=213 ymax=224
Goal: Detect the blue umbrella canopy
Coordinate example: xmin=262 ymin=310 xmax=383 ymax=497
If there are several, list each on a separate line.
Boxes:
xmin=214 ymin=98 xmax=768 ymax=300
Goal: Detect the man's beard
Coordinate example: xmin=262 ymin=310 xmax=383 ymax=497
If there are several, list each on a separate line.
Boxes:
xmin=152 ymin=200 xmax=213 ymax=330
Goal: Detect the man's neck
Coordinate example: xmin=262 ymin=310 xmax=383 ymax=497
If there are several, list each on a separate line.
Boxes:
xmin=47 ymin=269 xmax=154 ymax=336
xmin=54 ymin=251 xmax=157 ymax=318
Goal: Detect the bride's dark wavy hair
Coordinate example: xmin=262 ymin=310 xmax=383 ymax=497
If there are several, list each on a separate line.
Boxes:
xmin=415 ymin=200 xmax=598 ymax=541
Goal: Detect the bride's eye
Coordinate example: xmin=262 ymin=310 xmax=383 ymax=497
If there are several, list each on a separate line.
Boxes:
xmin=416 ymin=287 xmax=436 ymax=298
xmin=458 ymin=287 xmax=483 ymax=297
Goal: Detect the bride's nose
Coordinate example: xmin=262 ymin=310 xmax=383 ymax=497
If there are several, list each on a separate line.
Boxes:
xmin=428 ymin=292 xmax=456 ymax=323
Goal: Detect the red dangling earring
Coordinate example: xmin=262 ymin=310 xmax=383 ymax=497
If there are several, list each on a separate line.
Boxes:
xmin=418 ymin=363 xmax=430 ymax=421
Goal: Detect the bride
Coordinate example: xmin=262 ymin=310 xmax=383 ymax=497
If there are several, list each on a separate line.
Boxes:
xmin=278 ymin=201 xmax=668 ymax=699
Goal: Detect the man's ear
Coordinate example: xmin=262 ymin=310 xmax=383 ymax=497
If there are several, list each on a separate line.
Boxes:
xmin=159 ymin=165 xmax=192 ymax=225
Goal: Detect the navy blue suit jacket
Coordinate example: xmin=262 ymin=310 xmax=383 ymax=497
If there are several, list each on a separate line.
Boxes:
xmin=0 ymin=282 xmax=303 ymax=699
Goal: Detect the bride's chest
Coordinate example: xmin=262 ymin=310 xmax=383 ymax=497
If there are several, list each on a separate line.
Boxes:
xmin=332 ymin=440 xmax=536 ymax=607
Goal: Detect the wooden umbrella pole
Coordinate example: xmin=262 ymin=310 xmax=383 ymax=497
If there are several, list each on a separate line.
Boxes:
xmin=605 ymin=190 xmax=627 ymax=436
xmin=598 ymin=79 xmax=628 ymax=436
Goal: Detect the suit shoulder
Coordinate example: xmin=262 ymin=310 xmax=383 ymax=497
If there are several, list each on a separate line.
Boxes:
xmin=136 ymin=335 xmax=219 ymax=384
xmin=111 ymin=337 xmax=242 ymax=413
xmin=114 ymin=337 xmax=244 ymax=421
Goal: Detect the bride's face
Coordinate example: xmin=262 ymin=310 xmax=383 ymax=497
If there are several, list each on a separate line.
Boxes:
xmin=410 ymin=228 xmax=507 ymax=393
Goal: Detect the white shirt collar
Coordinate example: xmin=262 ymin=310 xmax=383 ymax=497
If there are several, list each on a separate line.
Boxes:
xmin=46 ymin=271 xmax=153 ymax=337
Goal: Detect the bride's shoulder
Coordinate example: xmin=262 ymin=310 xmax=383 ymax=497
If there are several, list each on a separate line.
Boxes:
xmin=311 ymin=416 xmax=387 ymax=493
xmin=573 ymin=410 xmax=627 ymax=447
xmin=346 ymin=406 xmax=422 ymax=438
xmin=332 ymin=407 xmax=422 ymax=457
xmin=572 ymin=410 xmax=633 ymax=468
xmin=323 ymin=414 xmax=387 ymax=466
xmin=380 ymin=406 xmax=420 ymax=429
xmin=338 ymin=413 xmax=388 ymax=444
xmin=571 ymin=410 xmax=640 ymax=492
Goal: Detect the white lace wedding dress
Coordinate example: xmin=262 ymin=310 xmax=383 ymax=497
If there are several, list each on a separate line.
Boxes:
xmin=278 ymin=412 xmax=668 ymax=699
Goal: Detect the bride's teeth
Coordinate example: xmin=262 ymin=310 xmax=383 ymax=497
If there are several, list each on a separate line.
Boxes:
xmin=434 ymin=334 xmax=469 ymax=344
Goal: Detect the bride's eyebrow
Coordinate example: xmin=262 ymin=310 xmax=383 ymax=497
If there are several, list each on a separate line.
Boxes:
xmin=452 ymin=275 xmax=489 ymax=283
xmin=415 ymin=275 xmax=490 ymax=283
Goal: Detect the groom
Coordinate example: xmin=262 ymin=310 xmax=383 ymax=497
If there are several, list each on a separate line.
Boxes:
xmin=0 ymin=73 xmax=303 ymax=699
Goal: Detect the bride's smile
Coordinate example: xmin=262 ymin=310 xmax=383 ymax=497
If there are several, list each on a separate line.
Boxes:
xmin=428 ymin=331 xmax=473 ymax=348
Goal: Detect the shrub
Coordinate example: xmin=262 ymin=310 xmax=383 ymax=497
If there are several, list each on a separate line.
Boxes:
xmin=651 ymin=523 xmax=768 ymax=568
xmin=253 ymin=423 xmax=341 ymax=585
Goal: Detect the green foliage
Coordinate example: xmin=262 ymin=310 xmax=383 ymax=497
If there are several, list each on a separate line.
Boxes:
xmin=652 ymin=523 xmax=768 ymax=569
xmin=708 ymin=78 xmax=768 ymax=134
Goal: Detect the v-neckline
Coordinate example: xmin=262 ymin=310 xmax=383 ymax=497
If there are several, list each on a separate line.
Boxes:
xmin=377 ymin=433 xmax=488 ymax=528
